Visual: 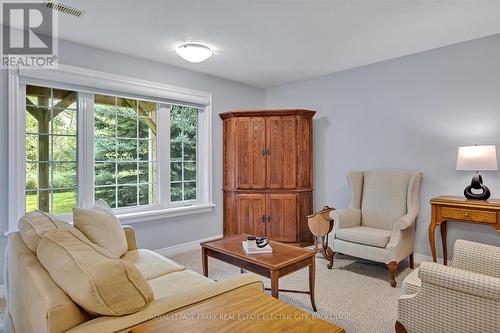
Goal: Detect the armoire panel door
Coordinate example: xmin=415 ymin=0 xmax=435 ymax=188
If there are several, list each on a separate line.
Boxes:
xmin=236 ymin=117 xmax=266 ymax=189
xmin=281 ymin=117 xmax=297 ymax=188
xmin=266 ymin=194 xmax=298 ymax=242
xmin=266 ymin=116 xmax=297 ymax=189
xmin=266 ymin=117 xmax=283 ymax=189
xmin=236 ymin=194 xmax=266 ymax=237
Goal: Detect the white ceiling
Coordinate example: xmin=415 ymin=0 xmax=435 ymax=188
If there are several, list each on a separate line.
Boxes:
xmin=50 ymin=0 xmax=500 ymax=88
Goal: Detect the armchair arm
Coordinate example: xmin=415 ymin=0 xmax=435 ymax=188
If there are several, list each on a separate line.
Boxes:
xmin=123 ymin=225 xmax=137 ymax=251
xmin=330 ymin=208 xmax=361 ymax=229
xmin=386 ymin=214 xmax=416 ymax=263
xmin=450 ymin=240 xmax=500 ymax=277
xmin=392 ymin=213 xmax=417 ymax=231
xmin=419 ymin=261 xmax=500 ymax=300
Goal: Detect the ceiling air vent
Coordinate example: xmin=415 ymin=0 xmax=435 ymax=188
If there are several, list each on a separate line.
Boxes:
xmin=43 ymin=1 xmax=85 ymax=17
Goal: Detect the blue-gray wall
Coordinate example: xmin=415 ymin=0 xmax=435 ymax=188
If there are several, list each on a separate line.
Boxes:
xmin=266 ymin=33 xmax=500 ymax=259
xmin=0 ymin=38 xmax=265 ymax=283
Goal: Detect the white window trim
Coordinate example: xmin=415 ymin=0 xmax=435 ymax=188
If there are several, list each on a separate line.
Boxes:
xmin=8 ymin=64 xmax=214 ymax=232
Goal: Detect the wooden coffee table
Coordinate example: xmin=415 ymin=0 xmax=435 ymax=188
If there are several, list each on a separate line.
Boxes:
xmin=201 ymin=234 xmax=317 ymax=311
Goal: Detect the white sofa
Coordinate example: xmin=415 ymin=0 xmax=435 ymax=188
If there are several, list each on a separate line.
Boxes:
xmin=328 ymin=169 xmax=422 ymax=287
xmin=397 ymin=239 xmax=500 ymax=333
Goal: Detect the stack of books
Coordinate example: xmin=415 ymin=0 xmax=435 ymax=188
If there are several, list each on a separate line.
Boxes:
xmin=242 ymin=241 xmax=273 ymax=254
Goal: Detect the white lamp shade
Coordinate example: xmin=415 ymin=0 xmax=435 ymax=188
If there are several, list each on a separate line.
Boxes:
xmin=456 ymin=145 xmax=498 ymax=171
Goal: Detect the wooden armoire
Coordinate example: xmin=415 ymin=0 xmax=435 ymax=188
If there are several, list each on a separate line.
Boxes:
xmin=220 ymin=109 xmax=315 ymax=245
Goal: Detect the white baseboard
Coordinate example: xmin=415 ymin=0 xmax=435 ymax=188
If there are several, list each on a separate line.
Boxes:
xmin=156 ymin=238 xmax=444 ymax=265
xmin=155 ymin=234 xmax=223 ymax=257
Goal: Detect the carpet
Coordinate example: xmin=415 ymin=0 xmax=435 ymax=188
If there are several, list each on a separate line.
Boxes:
xmin=167 ymin=249 xmax=413 ymax=333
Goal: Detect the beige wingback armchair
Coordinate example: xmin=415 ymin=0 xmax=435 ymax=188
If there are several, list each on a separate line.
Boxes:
xmin=328 ymin=169 xmax=422 ymax=287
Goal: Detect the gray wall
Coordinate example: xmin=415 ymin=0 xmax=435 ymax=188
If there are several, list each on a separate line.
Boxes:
xmin=265 ymin=33 xmax=500 ymax=258
xmin=0 ymin=39 xmax=265 ymax=283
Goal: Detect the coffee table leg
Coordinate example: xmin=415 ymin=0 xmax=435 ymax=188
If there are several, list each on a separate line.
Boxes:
xmin=309 ymin=258 xmax=317 ymax=312
xmin=270 ymin=270 xmax=279 ymax=299
xmin=202 ymin=246 xmax=208 ymax=277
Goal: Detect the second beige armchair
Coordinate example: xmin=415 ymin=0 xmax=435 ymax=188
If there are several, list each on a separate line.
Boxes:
xmin=328 ymin=169 xmax=423 ymax=287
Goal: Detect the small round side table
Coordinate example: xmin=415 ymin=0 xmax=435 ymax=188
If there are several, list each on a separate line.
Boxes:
xmin=307 ymin=206 xmax=335 ymax=269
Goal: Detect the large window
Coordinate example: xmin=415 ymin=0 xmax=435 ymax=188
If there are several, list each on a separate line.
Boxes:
xmin=16 ymin=78 xmax=210 ymax=222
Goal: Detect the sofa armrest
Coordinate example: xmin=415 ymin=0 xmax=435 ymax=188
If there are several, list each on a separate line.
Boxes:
xmin=450 ymin=240 xmax=500 ymax=277
xmin=330 ymin=208 xmax=361 ymax=229
xmin=419 ymin=261 xmax=500 ymax=300
xmin=123 ymin=225 xmax=137 ymax=251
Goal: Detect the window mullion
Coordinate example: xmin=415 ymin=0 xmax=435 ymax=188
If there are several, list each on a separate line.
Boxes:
xmin=114 ymin=97 xmax=118 ymax=208
xmin=9 ymin=78 xmax=27 ymax=231
xmin=78 ymin=92 xmax=95 ymax=208
xmin=136 ymin=103 xmax=139 ymax=206
xmin=181 ymin=108 xmax=185 ymax=201
xmin=50 ymin=88 xmax=54 ymax=213
xmin=198 ymin=105 xmax=211 ymax=206
xmin=157 ymin=103 xmax=171 ymax=208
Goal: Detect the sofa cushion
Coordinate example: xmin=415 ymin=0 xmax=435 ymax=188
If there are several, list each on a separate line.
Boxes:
xmin=121 ymin=249 xmax=184 ymax=280
xmin=335 ymin=226 xmax=392 ymax=248
xmin=73 ymin=199 xmax=128 ymax=257
xmin=361 ymin=169 xmax=411 ymax=230
xmin=148 ymin=270 xmax=212 ymax=300
xmin=37 ymin=229 xmax=153 ymax=316
xmin=402 ymin=267 xmax=421 ymax=295
xmin=18 ymin=210 xmax=73 ymax=252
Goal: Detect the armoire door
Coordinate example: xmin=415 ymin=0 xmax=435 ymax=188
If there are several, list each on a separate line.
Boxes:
xmin=236 ymin=194 xmax=266 ymax=237
xmin=236 ymin=117 xmax=266 ymax=189
xmin=266 ymin=194 xmax=298 ymax=242
xmin=266 ymin=116 xmax=297 ymax=189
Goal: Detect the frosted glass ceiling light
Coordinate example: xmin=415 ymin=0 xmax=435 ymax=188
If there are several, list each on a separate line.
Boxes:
xmin=175 ymin=42 xmax=214 ymax=63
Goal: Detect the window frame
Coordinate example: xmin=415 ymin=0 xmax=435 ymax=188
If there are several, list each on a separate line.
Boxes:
xmin=8 ymin=65 xmax=214 ymax=232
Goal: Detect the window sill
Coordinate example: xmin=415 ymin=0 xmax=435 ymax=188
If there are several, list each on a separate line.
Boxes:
xmin=117 ymin=203 xmax=216 ymax=224
xmin=3 ymin=204 xmax=216 ymax=236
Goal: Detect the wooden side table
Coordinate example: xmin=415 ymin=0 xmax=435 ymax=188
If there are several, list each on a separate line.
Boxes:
xmin=307 ymin=206 xmax=335 ymax=268
xmin=429 ymin=195 xmax=500 ymax=265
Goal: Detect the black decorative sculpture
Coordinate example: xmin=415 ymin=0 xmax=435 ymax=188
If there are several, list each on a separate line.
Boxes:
xmin=464 ymin=173 xmax=491 ymax=200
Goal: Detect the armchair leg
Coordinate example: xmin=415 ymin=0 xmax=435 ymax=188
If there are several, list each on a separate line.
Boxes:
xmin=395 ymin=321 xmax=408 ymax=333
xmin=326 ymin=248 xmax=335 ymax=269
xmin=388 ymin=261 xmax=398 ymax=287
xmin=409 ymin=253 xmax=414 ymax=269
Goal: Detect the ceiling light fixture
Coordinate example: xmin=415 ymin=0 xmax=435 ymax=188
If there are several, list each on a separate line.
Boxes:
xmin=175 ymin=42 xmax=214 ymax=63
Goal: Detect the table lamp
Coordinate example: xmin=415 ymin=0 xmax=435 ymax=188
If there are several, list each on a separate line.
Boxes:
xmin=456 ymin=145 xmax=498 ymax=200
